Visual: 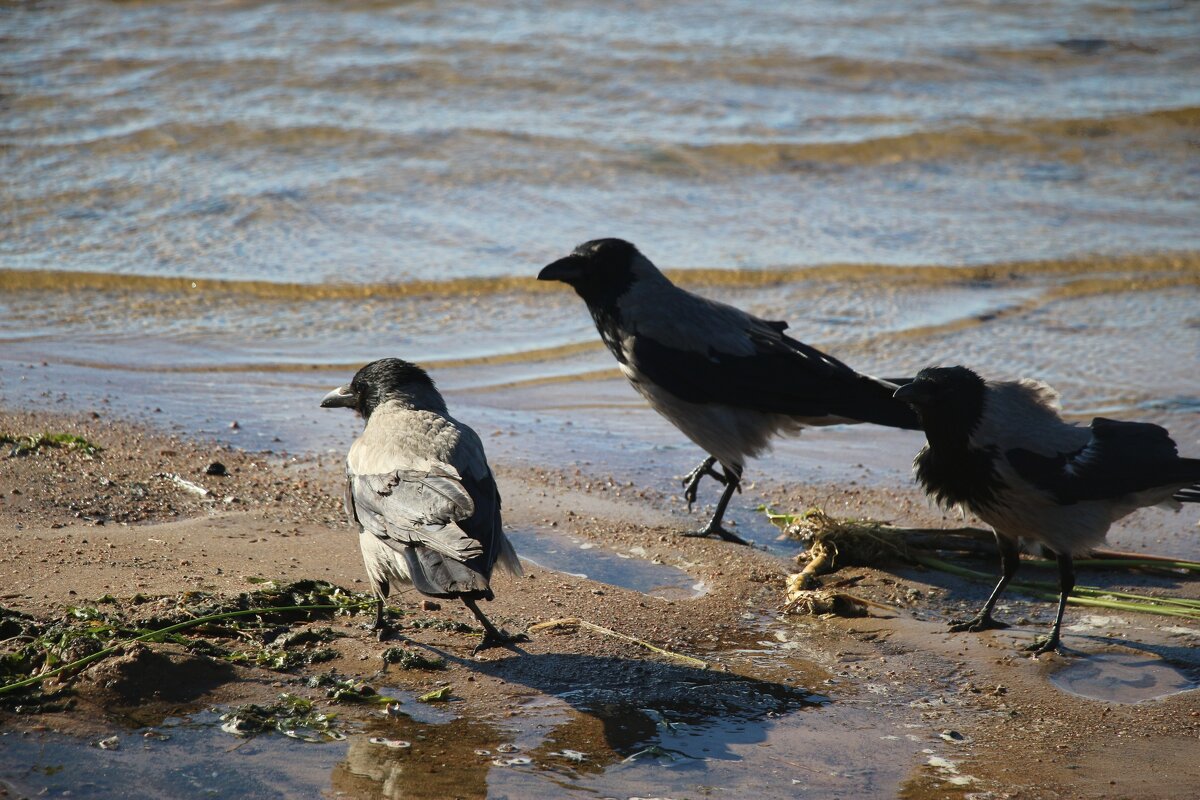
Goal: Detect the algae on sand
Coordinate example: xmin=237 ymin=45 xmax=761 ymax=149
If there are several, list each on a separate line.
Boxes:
xmin=1 ymin=432 xmax=102 ymax=458
xmin=220 ymin=693 xmax=346 ymax=742
xmin=0 ymin=580 xmax=377 ymax=703
xmin=381 ymin=648 xmax=446 ymax=670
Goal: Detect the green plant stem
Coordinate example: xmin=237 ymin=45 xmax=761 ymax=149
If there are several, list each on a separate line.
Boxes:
xmin=911 ymin=555 xmax=1200 ymax=620
xmin=0 ymin=601 xmax=373 ymax=696
xmin=1069 ymin=587 xmax=1200 ymax=609
xmin=1060 ymin=595 xmax=1200 ymax=619
xmin=1028 ymin=558 xmax=1200 ymax=574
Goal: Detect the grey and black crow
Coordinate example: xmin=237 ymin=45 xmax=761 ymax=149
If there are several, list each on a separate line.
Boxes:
xmin=895 ymin=365 xmax=1200 ymax=654
xmin=321 ymin=358 xmax=526 ymax=653
xmin=538 ymin=238 xmax=921 ymax=544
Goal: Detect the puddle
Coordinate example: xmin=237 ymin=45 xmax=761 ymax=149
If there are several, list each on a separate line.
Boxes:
xmin=1049 ymin=652 xmax=1198 ymax=704
xmin=480 ymin=700 xmax=928 ymax=799
xmin=508 ymin=527 xmax=706 ymax=600
xmin=0 ymin=687 xmax=459 ymax=799
xmin=334 ymin=715 xmax=510 ymax=799
xmin=0 ymin=648 xmax=935 ymax=799
xmin=0 ymin=711 xmax=347 ymax=799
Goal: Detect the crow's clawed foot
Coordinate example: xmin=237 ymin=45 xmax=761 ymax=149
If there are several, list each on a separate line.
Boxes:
xmin=366 ymin=599 xmax=398 ymax=641
xmin=367 ymin=618 xmax=399 ymax=642
xmin=682 ymin=484 xmax=700 ymax=511
xmin=472 ymin=631 xmax=530 ymax=656
xmin=680 ymin=525 xmax=751 ymax=546
xmin=948 ymin=615 xmax=1009 ymax=633
xmin=681 ymin=457 xmax=725 ymax=511
xmin=1024 ymin=634 xmax=1064 ymax=657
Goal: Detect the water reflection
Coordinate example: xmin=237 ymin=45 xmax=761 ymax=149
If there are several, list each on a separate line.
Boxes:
xmin=334 ymin=652 xmax=819 ymax=798
xmin=333 ymin=717 xmax=502 ymax=800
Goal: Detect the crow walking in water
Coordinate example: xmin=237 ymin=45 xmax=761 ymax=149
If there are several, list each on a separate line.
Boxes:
xmin=322 ymin=358 xmax=526 ymax=653
xmin=896 ymin=365 xmax=1200 ymax=654
xmin=539 ymin=238 xmax=920 ymax=544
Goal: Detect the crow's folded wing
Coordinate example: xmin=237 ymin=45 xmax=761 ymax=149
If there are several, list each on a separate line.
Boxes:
xmin=348 ymin=464 xmax=484 ymax=561
xmin=450 ymin=426 xmax=523 ymax=577
xmin=630 ymin=328 xmax=918 ymax=428
xmin=1007 ymin=417 xmax=1200 ymax=503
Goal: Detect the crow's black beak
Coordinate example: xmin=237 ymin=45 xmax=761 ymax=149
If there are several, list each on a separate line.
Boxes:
xmin=893 ymin=381 xmax=932 ymax=406
xmin=321 ymin=385 xmax=357 ymax=409
xmin=537 ymin=254 xmax=588 ymax=284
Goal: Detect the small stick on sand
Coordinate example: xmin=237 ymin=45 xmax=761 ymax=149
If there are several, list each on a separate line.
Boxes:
xmin=528 ymin=617 xmax=708 ymax=670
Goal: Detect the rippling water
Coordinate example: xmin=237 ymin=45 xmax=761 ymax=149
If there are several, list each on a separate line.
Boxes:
xmin=2 ymin=0 xmax=1198 ymax=463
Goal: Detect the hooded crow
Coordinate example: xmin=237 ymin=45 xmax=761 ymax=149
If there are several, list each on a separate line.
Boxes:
xmin=895 ymin=365 xmax=1200 ymax=654
xmin=321 ymin=358 xmax=526 ymax=653
xmin=538 ymin=238 xmax=920 ymax=544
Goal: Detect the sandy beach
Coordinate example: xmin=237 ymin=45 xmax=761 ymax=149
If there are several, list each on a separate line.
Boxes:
xmin=2 ymin=408 xmax=1197 ymax=798
xmin=4 ymin=2 xmax=1199 ymax=795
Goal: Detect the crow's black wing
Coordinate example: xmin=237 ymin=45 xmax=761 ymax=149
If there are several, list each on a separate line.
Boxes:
xmin=1007 ymin=417 xmax=1200 ymax=503
xmin=631 ymin=329 xmax=919 ymax=429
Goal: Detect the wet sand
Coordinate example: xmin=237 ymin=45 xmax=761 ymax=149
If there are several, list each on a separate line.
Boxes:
xmin=1 ymin=409 xmax=1198 ymax=799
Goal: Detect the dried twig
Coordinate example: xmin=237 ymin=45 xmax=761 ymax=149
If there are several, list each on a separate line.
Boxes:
xmin=528 ymin=617 xmax=708 ymax=670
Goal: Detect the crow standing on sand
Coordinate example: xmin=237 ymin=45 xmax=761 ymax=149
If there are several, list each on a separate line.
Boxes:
xmin=321 ymin=358 xmax=526 ymax=653
xmin=538 ymin=238 xmax=920 ymax=545
xmin=895 ymin=366 xmax=1200 ymax=654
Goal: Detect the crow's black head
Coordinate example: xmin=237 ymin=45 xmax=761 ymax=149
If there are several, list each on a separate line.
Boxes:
xmin=321 ymin=357 xmax=442 ymax=420
xmin=537 ymin=238 xmax=643 ymax=307
xmin=894 ymin=365 xmax=987 ymax=447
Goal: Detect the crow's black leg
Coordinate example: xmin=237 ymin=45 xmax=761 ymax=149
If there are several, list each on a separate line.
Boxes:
xmin=367 ymin=594 xmax=395 ymax=641
xmin=1028 ymin=551 xmax=1074 ymax=656
xmin=950 ymin=533 xmax=1019 ymax=633
xmin=681 ymin=456 xmax=725 ymax=511
xmin=681 ymin=463 xmax=749 ymax=545
xmin=462 ymin=597 xmax=528 ymax=655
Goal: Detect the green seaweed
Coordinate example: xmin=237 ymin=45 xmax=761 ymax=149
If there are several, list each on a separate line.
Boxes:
xmin=381 ymin=648 xmax=445 ymax=670
xmin=273 ymin=626 xmax=345 ymax=648
xmin=0 ymin=580 xmax=377 ymax=702
xmin=306 ymin=673 xmax=397 ymax=705
xmin=220 ymin=693 xmax=344 ymax=743
xmin=418 ymin=685 xmax=453 ymax=703
xmin=1 ymin=432 xmax=102 ymax=458
xmin=255 ymin=648 xmax=331 ymax=670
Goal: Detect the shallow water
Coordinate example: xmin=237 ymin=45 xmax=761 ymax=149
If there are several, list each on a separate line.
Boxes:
xmin=2 ymin=0 xmax=1198 ymax=496
xmin=1050 ymin=651 xmax=1198 ymax=704
xmin=5 ymin=0 xmax=1200 ymax=278
xmin=509 ymin=527 xmax=707 ymax=600
xmin=0 ymin=634 xmax=942 ymax=800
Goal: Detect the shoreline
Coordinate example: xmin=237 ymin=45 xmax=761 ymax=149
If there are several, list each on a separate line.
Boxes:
xmin=1 ymin=408 xmax=1198 ymax=798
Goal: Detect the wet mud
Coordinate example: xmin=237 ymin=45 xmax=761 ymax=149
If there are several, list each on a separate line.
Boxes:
xmin=1 ymin=410 xmax=1198 ymax=799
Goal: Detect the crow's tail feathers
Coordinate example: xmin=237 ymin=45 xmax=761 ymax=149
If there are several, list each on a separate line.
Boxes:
xmin=1172 ymin=457 xmax=1200 ymax=503
xmin=399 ymin=546 xmax=492 ymax=600
xmin=842 ymin=374 xmax=922 ymax=431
